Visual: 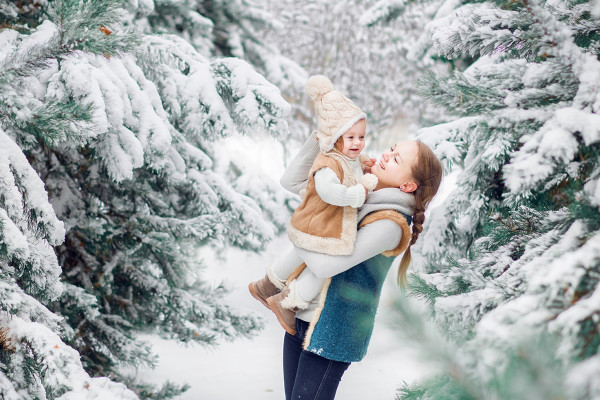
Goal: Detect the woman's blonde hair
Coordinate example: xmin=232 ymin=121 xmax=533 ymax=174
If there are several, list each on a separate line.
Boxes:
xmin=398 ymin=141 xmax=442 ymax=286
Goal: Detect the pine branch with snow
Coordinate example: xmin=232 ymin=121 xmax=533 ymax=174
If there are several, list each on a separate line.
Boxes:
xmin=1 ymin=0 xmax=296 ymax=397
xmin=401 ymin=0 xmax=600 ymax=398
xmin=260 ymin=0 xmax=457 ymax=140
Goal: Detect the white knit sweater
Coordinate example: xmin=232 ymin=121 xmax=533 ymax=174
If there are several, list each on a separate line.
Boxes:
xmin=281 ymin=131 xmax=367 ymax=209
xmin=314 ymin=157 xmax=366 ymax=208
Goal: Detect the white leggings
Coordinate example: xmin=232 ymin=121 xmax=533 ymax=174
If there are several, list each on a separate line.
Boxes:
xmin=271 ymin=246 xmax=324 ymax=302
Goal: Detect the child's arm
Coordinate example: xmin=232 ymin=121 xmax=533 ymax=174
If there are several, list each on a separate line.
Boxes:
xmin=280 ymin=131 xmax=320 ymax=195
xmin=313 ymin=168 xmax=368 ymax=208
xmin=295 ymin=219 xmax=403 ymax=279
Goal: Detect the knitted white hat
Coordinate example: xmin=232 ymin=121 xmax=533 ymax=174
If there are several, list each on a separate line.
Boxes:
xmin=305 ymin=75 xmax=367 ymax=152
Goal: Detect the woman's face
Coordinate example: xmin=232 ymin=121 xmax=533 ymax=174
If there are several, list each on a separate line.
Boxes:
xmin=371 ymin=141 xmax=419 ymax=191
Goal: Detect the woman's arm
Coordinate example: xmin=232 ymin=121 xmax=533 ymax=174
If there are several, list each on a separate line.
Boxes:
xmin=280 ymin=131 xmax=320 ymax=195
xmin=295 ymin=219 xmax=403 ymax=279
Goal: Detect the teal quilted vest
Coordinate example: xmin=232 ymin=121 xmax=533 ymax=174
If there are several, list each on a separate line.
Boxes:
xmin=302 ymin=211 xmax=412 ymax=362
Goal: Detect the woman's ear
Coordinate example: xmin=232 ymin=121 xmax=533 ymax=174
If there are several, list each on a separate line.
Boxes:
xmin=400 ymin=181 xmax=418 ymax=193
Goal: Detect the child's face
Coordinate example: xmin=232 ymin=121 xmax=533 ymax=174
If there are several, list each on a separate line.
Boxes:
xmin=340 ymin=119 xmax=366 ymax=159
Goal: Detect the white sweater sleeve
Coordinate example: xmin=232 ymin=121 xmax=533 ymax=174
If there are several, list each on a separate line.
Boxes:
xmin=280 ymin=132 xmax=320 ymax=195
xmin=314 ymin=168 xmax=366 ymax=208
xmin=294 ymin=219 xmax=403 ymax=279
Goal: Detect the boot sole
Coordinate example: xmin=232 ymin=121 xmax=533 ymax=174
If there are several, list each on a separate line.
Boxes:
xmin=266 ymin=297 xmax=297 ymax=335
xmin=248 ymin=282 xmax=270 ymax=309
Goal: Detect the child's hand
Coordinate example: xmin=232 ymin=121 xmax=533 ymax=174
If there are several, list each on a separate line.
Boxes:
xmin=364 ymin=157 xmax=376 ymax=167
xmin=362 ymin=158 xmax=376 ymax=173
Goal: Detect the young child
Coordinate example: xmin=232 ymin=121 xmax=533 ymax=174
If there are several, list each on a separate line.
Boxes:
xmin=249 ymin=75 xmax=377 ymax=334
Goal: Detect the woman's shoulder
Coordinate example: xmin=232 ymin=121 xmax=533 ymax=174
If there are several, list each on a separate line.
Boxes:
xmin=359 ymin=209 xmax=409 ymax=228
xmin=359 ymin=210 xmax=411 ymax=257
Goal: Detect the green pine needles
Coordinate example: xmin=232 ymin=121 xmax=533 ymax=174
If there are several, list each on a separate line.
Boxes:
xmin=372 ymin=0 xmax=600 ymax=398
xmin=0 ymin=0 xmax=295 ymax=398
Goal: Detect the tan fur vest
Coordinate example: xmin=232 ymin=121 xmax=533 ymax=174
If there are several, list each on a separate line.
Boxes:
xmin=287 ymin=152 xmax=359 ymax=256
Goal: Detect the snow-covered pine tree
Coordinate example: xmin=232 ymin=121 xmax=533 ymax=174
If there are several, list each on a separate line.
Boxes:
xmin=360 ymin=0 xmax=460 ymax=130
xmin=127 ymin=0 xmax=310 ymax=144
xmin=0 ymin=131 xmax=139 ymax=400
xmin=127 ymin=0 xmax=306 ymax=91
xmin=1 ymin=0 xmax=292 ymax=397
xmin=262 ymin=0 xmax=442 ymax=139
xmin=127 ymin=0 xmax=309 ymax=209
xmin=0 ymin=3 xmax=136 ymax=398
xmin=399 ymin=0 xmax=600 ymax=397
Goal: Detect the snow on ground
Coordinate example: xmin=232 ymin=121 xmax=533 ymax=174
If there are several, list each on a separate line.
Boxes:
xmin=131 ymin=235 xmax=435 ymax=399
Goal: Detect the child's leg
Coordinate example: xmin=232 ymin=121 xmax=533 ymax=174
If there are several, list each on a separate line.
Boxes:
xmin=281 ymin=268 xmax=324 ymax=310
xmin=249 ymin=247 xmax=303 ymax=309
xmin=269 ymin=246 xmax=304 ymax=285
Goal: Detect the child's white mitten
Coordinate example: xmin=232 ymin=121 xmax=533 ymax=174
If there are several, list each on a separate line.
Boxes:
xmin=361 ymin=173 xmax=378 ymax=191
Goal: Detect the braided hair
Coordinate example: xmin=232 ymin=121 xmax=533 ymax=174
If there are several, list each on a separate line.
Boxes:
xmin=398 ymin=141 xmax=442 ymax=285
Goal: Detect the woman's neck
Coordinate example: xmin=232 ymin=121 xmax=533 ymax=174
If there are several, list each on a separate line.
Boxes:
xmin=374 ymin=183 xmax=394 ymax=191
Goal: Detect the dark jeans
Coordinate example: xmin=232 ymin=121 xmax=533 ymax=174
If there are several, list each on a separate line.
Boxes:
xmin=283 ymin=318 xmax=351 ymax=400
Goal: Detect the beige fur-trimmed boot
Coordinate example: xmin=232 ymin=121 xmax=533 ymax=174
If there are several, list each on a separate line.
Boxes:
xmin=248 ymin=268 xmax=285 ymax=308
xmin=266 ymin=280 xmax=310 ymax=335
xmin=266 ymin=287 xmax=297 ymax=335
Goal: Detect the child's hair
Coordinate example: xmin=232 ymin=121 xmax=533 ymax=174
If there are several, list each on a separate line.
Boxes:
xmin=398 ymin=141 xmax=442 ymax=285
xmin=333 ymin=136 xmax=344 ymax=152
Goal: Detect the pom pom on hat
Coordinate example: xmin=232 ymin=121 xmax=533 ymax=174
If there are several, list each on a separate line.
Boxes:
xmin=305 ymin=75 xmax=334 ymax=101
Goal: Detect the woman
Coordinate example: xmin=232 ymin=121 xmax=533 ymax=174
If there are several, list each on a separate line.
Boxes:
xmin=275 ymin=131 xmax=442 ymax=399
